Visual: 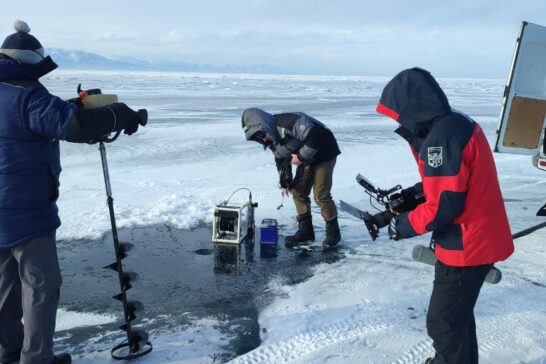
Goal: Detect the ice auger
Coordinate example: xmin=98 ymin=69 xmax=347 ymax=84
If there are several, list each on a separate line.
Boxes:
xmin=76 ymin=85 xmax=153 ymax=360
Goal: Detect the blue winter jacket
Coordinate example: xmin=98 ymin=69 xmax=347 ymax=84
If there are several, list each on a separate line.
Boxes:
xmin=0 ymin=57 xmax=77 ymax=248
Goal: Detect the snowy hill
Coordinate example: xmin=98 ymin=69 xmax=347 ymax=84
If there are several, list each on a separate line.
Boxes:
xmin=46 ymin=48 xmax=280 ymax=74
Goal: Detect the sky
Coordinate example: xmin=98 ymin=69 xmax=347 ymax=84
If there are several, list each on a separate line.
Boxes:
xmin=2 ymin=0 xmax=546 ymax=78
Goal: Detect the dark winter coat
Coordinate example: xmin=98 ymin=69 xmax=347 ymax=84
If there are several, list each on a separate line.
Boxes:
xmin=376 ymin=67 xmax=514 ymax=266
xmin=241 ymin=107 xmax=340 ymax=165
xmin=0 ymin=56 xmax=77 ymax=248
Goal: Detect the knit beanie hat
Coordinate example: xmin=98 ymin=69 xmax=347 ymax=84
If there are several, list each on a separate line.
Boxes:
xmin=1 ymin=20 xmax=45 ymax=64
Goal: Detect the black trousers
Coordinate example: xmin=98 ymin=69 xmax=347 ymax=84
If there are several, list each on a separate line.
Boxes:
xmin=426 ymin=261 xmax=491 ymax=364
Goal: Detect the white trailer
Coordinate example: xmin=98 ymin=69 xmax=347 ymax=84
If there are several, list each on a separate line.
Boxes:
xmin=495 ymin=21 xmax=546 ymax=172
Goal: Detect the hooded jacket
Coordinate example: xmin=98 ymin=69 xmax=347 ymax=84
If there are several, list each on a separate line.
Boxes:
xmin=0 ymin=55 xmax=77 ymax=248
xmin=376 ymin=68 xmax=514 ymax=266
xmin=241 ymin=107 xmax=340 ymax=165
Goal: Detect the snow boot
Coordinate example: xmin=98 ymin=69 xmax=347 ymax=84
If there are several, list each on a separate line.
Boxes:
xmin=285 ymin=215 xmax=315 ymax=247
xmin=322 ymin=217 xmax=341 ymax=248
xmin=424 ymin=358 xmax=434 ymax=364
xmin=51 ymin=353 xmax=72 ymax=364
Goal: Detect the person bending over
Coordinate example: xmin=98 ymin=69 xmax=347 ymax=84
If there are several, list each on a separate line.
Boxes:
xmin=241 ymin=108 xmax=341 ymax=249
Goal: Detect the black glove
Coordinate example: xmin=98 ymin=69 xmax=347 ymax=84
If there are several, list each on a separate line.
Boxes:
xmin=67 ymin=102 xmax=140 ymax=143
xmin=107 ymin=103 xmax=140 ymax=135
xmin=388 ymin=216 xmax=399 ymax=241
xmin=371 ymin=210 xmax=393 ymax=229
xmin=276 ymin=158 xmax=293 ymax=189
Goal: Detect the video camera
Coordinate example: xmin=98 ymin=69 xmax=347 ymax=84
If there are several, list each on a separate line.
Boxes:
xmin=356 ymin=174 xmax=425 ymax=241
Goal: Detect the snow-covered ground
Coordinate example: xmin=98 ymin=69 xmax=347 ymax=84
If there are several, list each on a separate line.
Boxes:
xmin=42 ymin=70 xmax=546 ymax=363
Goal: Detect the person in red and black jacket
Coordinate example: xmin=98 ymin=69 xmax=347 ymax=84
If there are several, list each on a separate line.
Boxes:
xmin=376 ymin=68 xmax=514 ymax=364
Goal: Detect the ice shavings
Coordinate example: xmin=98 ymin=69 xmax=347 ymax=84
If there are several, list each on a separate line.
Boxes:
xmin=116 ymin=194 xmax=214 ymax=230
xmin=57 ymin=194 xmax=215 ymax=241
xmin=72 ymin=316 xmax=232 ymax=364
xmin=56 ymin=309 xmax=116 ymax=331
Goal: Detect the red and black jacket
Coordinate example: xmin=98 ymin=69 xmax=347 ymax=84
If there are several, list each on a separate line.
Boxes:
xmin=376 ymin=68 xmax=514 ymax=267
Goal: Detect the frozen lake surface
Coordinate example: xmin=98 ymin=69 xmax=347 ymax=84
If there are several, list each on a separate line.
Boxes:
xmin=56 ymin=225 xmax=343 ymax=362
xmin=40 ymin=70 xmax=546 ymax=363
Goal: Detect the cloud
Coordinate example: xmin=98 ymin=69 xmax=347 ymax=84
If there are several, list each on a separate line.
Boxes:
xmin=5 ymin=0 xmax=546 ymax=77
xmin=93 ymin=33 xmax=136 ymax=43
xmin=160 ymin=29 xmax=201 ymax=43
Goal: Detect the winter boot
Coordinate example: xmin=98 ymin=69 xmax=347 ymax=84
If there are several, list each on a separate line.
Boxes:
xmin=424 ymin=358 xmax=434 ymax=364
xmin=285 ymin=215 xmax=315 ymax=247
xmin=322 ymin=218 xmax=341 ymax=248
xmin=51 ymin=353 xmax=72 ymax=364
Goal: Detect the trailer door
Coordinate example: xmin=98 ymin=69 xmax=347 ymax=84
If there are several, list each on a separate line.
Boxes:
xmin=495 ymin=21 xmax=546 ymax=157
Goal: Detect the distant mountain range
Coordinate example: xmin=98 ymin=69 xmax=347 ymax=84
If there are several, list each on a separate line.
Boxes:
xmin=46 ymin=48 xmax=281 ymax=74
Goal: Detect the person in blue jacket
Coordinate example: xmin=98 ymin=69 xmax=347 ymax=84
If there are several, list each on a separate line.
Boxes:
xmin=0 ymin=21 xmax=143 ymax=364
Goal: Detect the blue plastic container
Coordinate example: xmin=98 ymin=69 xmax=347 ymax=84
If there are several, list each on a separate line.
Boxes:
xmin=260 ymin=218 xmax=278 ymax=245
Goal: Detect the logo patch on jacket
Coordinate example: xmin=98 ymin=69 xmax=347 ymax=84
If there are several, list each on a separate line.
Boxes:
xmin=427 ymin=147 xmax=443 ymax=168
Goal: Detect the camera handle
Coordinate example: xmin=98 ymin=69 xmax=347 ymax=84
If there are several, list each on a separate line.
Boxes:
xmin=356 ymin=173 xmax=402 ymax=206
xmin=376 ymin=185 xmax=402 ymax=204
xmin=365 ymin=185 xmax=402 ymax=206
